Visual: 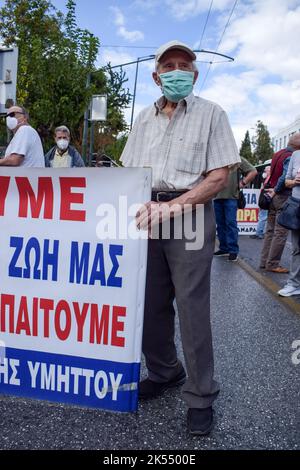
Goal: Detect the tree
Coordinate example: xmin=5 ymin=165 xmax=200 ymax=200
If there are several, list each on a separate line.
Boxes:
xmin=239 ymin=130 xmax=254 ymax=164
xmin=102 ymin=134 xmax=128 ymax=165
xmin=91 ymin=66 xmax=131 ymax=158
xmin=0 ymin=117 xmax=7 ymax=148
xmin=252 ymin=120 xmax=274 ymax=164
xmin=0 ymin=0 xmax=131 ymax=155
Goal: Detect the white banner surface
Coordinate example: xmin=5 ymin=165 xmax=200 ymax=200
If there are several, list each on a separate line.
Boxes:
xmin=0 ymin=168 xmax=151 ymax=412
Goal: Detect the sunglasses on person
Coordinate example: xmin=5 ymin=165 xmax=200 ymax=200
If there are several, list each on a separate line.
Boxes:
xmin=7 ymin=111 xmax=24 ymax=118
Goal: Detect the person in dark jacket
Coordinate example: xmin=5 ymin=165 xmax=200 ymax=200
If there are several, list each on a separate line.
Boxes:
xmin=45 ymin=125 xmax=85 ymax=168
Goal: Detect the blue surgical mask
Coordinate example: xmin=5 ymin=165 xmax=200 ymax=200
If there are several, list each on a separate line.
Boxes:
xmin=159 ymin=70 xmax=195 ymax=103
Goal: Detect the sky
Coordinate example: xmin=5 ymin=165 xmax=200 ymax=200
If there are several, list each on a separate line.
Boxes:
xmin=3 ymin=0 xmax=300 ymax=147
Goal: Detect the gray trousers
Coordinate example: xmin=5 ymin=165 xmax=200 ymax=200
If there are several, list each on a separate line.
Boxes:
xmin=260 ymin=192 xmax=290 ymax=269
xmin=286 ymin=230 xmax=300 ymax=287
xmin=142 ymin=203 xmax=220 ymax=409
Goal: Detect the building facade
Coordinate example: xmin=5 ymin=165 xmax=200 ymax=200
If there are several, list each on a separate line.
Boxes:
xmin=272 ymin=115 xmax=300 ymax=152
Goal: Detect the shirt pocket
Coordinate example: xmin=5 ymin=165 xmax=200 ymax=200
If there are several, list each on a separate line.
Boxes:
xmin=175 ymin=142 xmax=205 ymax=174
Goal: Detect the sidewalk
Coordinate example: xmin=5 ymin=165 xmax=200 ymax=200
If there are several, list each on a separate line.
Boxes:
xmin=238 ymin=234 xmax=300 ymax=306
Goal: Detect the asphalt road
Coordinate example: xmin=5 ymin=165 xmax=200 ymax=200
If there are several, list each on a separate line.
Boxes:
xmin=0 ymin=256 xmax=300 ymax=450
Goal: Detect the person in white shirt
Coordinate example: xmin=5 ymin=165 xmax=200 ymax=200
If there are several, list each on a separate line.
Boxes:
xmin=0 ymin=105 xmax=44 ymax=168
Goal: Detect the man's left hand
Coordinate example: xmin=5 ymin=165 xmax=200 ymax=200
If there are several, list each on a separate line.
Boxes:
xmin=136 ymin=201 xmax=171 ymax=232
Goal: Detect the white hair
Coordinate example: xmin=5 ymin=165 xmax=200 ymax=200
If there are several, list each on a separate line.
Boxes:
xmin=55 ymin=125 xmax=70 ymax=136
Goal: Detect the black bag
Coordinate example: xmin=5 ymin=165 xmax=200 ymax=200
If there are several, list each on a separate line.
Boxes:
xmin=258 ymin=187 xmax=272 ymax=210
xmin=277 ymin=196 xmax=300 ymax=230
xmin=237 ymin=189 xmax=246 ymax=209
xmin=258 ymin=150 xmax=289 ymax=210
xmin=237 ymin=170 xmax=246 ymax=209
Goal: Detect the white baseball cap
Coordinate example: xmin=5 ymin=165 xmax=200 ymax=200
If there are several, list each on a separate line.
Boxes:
xmin=155 ymin=40 xmax=196 ymax=66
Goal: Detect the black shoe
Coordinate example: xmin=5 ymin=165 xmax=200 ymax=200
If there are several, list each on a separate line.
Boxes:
xmin=228 ymin=253 xmax=238 ymax=262
xmin=139 ymin=369 xmax=186 ymax=400
xmin=214 ymin=250 xmax=229 ymax=257
xmin=187 ymin=407 xmax=214 ymax=436
xmin=250 ymin=234 xmax=264 ymax=239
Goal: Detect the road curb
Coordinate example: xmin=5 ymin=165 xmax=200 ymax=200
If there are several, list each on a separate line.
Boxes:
xmin=237 ymin=257 xmax=300 ymax=317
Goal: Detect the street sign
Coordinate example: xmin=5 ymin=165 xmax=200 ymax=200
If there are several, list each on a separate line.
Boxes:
xmin=90 ymin=94 xmax=107 ymax=122
xmin=0 ymin=47 xmax=18 ymax=115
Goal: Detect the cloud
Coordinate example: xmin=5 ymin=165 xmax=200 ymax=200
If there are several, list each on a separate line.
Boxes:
xmin=219 ymin=2 xmax=300 ymax=81
xmin=164 ymin=0 xmax=233 ymax=21
xmin=199 ymin=71 xmax=262 ymax=114
xmin=191 ymin=0 xmax=300 ymax=146
xmin=137 ymin=81 xmax=159 ymax=98
xmin=110 ymin=6 xmax=144 ymax=43
xmin=199 ymin=70 xmax=300 ymax=147
xmin=141 ymin=59 xmax=156 ymax=72
xmin=99 ymin=49 xmax=136 ymax=68
xmin=132 ymin=0 xmax=159 ymax=12
xmin=104 ymin=0 xmax=300 ymax=147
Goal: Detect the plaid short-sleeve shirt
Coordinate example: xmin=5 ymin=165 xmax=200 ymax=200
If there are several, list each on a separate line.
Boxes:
xmin=121 ymin=94 xmax=241 ymax=190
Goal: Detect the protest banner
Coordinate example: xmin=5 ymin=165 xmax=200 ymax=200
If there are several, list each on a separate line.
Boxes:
xmin=237 ymin=188 xmax=260 ymax=235
xmin=0 ymin=168 xmax=151 ymax=412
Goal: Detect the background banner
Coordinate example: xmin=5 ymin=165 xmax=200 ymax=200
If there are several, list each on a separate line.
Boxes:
xmin=237 ymin=189 xmax=260 ymax=235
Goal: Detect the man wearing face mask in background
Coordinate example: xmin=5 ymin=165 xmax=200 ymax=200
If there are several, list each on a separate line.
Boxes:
xmin=45 ymin=125 xmax=85 ymax=168
xmin=0 ymin=105 xmax=44 ymax=167
xmin=121 ymin=40 xmax=240 ymax=435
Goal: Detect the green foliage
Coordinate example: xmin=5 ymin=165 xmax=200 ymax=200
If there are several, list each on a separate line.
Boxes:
xmin=0 ymin=116 xmax=7 ymax=152
xmin=103 ymin=134 xmax=128 ymax=165
xmin=92 ymin=65 xmax=131 ymax=137
xmin=239 ymin=130 xmax=255 ymax=165
xmin=252 ymin=120 xmax=274 ymax=164
xmin=0 ymin=0 xmax=131 ymax=153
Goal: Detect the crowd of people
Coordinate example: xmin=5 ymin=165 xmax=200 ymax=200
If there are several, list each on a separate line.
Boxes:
xmin=257 ymin=134 xmax=300 ymax=296
xmin=1 ymin=39 xmax=300 ymax=438
xmin=213 ymin=131 xmax=300 ymax=297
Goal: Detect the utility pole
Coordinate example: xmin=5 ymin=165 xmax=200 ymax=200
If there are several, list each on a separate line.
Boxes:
xmin=82 ymin=71 xmax=91 ymax=164
xmin=130 ymin=59 xmax=140 ymax=131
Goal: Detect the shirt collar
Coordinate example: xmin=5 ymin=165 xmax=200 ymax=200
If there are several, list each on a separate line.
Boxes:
xmin=154 ymin=93 xmax=195 ymax=115
xmin=55 ymin=147 xmax=69 ymax=156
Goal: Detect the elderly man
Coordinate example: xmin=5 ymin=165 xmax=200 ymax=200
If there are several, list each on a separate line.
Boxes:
xmin=0 ymin=105 xmax=44 ymax=167
xmin=121 ymin=40 xmax=240 ymax=435
xmin=45 ymin=125 xmax=84 ymax=168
